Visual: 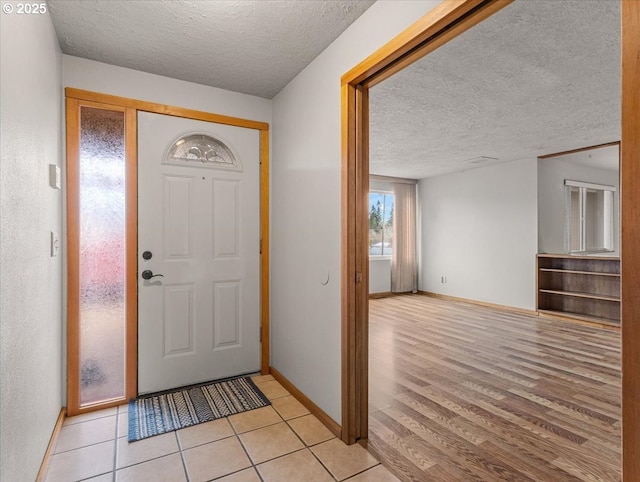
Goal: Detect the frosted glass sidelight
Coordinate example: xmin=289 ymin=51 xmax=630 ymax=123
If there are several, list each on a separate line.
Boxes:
xmin=79 ymin=107 xmax=126 ymax=406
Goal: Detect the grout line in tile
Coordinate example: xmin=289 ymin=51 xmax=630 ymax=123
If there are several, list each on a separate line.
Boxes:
xmin=235 ymin=431 xmax=258 ymax=466
xmin=208 ymin=467 xmax=259 ymax=481
xmin=341 ymin=464 xmax=383 ymax=482
xmin=278 ymin=411 xmax=310 ymax=423
xmin=175 ymin=428 xmax=185 ymax=452
xmin=175 ymin=431 xmax=191 ymax=482
xmin=220 ymin=416 xmax=269 ymax=482
xmin=76 ymin=470 xmax=114 ymax=482
xmin=267 ymin=394 xmax=289 ymax=401
xmin=308 ymin=449 xmax=340 ymax=482
xmin=63 ymin=411 xmax=118 ymax=426
xmin=176 ymin=432 xmax=237 ymax=452
xmin=254 ymin=448 xmax=311 ymax=472
xmin=116 ymin=451 xmax=183 ymax=472
xmin=282 ymin=414 xmax=336 ymax=449
xmin=111 ymin=429 xmax=118 ymax=482
xmin=48 ymin=404 xmax=366 ymax=482
xmin=234 ymin=418 xmax=283 ymax=435
xmin=228 ymin=415 xmax=262 ymax=475
xmin=283 ymin=417 xmax=307 ymax=447
xmin=52 ymin=436 xmax=118 ymax=456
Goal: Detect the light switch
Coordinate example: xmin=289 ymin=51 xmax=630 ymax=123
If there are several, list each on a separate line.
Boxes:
xmin=49 ymin=164 xmax=61 ymax=189
xmin=50 ymin=231 xmax=59 ymax=257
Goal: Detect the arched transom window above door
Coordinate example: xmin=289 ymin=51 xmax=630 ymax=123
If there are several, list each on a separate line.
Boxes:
xmin=166 ymin=133 xmax=241 ymax=171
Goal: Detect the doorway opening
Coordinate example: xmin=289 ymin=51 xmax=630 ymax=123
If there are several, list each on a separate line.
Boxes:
xmin=340 ymin=0 xmax=640 ymax=480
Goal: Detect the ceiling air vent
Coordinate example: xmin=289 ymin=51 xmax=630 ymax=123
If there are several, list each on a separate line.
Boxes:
xmin=463 ymin=156 xmax=499 ymax=164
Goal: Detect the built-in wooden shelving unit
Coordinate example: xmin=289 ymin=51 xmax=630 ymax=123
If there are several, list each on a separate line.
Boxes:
xmin=537 ymin=254 xmax=620 ymax=327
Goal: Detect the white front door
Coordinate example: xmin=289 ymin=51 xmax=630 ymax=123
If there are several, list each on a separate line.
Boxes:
xmin=137 ymin=112 xmax=261 ymax=394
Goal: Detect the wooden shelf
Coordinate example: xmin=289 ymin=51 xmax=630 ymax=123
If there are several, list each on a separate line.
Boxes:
xmin=537 ymin=309 xmax=620 ymax=329
xmin=538 ymin=268 xmax=620 ymax=277
xmin=539 ymin=289 xmax=620 ymax=302
xmin=537 ymin=254 xmax=620 ymax=325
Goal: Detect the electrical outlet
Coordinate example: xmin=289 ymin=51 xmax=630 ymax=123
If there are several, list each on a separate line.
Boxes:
xmin=441 ymin=276 xmax=447 ymax=283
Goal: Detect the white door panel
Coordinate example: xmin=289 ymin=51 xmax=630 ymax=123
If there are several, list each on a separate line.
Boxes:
xmin=137 ymin=112 xmax=260 ymax=394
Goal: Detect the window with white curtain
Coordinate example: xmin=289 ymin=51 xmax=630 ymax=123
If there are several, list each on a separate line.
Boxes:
xmin=391 ymin=182 xmax=417 ymax=293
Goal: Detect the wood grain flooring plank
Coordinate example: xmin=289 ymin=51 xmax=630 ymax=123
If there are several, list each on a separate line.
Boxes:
xmin=369 ymin=413 xmax=439 ymax=475
xmin=368 ymin=295 xmax=621 ymax=481
xmin=368 ymin=434 xmax=438 ymax=482
xmin=479 ymin=440 xmax=583 ymax=482
xmin=544 ymin=410 xmax=621 ymax=446
xmin=383 ymin=404 xmax=537 ymax=482
xmin=486 ymin=396 xmax=588 ymax=444
xmin=553 ymin=452 xmax=621 ymax=482
xmin=393 ymin=392 xmax=488 ymax=446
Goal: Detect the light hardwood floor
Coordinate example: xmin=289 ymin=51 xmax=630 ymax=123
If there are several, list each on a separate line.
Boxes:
xmin=368 ymin=295 xmax=621 ymax=482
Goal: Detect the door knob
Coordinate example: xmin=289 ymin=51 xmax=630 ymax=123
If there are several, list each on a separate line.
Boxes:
xmin=141 ymin=270 xmax=164 ymax=280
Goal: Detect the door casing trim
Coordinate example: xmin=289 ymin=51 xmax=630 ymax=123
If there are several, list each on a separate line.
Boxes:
xmin=65 ymin=88 xmax=271 ymax=415
xmin=340 ymin=0 xmax=515 ymax=444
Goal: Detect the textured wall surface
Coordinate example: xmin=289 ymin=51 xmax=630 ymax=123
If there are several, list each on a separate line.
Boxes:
xmin=0 ymin=9 xmax=63 ymax=482
xmin=271 ymin=0 xmax=441 ymax=423
xmin=418 ymin=159 xmax=538 ymax=311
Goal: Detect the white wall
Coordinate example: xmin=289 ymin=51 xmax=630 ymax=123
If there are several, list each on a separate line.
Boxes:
xmin=63 ymin=56 xmax=271 ymax=123
xmin=419 ymin=159 xmax=538 ymax=311
xmin=369 ymin=259 xmax=391 ymax=293
xmin=271 ymin=0 xmax=440 ymax=423
xmin=0 ymin=10 xmax=63 ymax=482
xmin=538 ymin=158 xmax=619 ymax=255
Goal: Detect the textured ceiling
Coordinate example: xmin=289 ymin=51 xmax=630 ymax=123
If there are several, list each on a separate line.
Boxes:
xmin=369 ymin=0 xmax=620 ymax=179
xmin=48 ymin=0 xmax=375 ymax=99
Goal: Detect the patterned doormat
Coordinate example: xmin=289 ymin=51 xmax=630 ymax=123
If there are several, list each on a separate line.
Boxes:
xmin=128 ymin=376 xmax=270 ymax=442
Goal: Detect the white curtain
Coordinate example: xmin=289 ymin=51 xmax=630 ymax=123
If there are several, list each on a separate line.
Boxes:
xmin=391 ymin=182 xmax=417 ymax=293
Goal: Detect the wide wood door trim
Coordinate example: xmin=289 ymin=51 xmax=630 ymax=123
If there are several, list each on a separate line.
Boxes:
xmin=340 ymin=0 xmax=513 ymax=445
xmin=621 ymin=1 xmax=640 ymax=480
xmin=65 ymin=89 xmax=271 ymax=412
xmin=66 ymin=98 xmax=137 ymax=415
xmin=260 ymin=129 xmax=271 ymax=374
xmin=538 ymin=141 xmax=620 ymax=160
xmin=342 ymin=3 xmax=639 ymax=480
xmin=66 ymin=88 xmax=269 ymax=131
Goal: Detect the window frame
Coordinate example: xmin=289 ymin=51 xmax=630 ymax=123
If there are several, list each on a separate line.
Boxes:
xmin=368 ymin=190 xmax=394 ymax=259
xmin=564 ymin=179 xmax=616 ymax=254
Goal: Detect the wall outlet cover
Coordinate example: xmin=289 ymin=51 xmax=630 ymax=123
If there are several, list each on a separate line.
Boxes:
xmin=49 ymin=164 xmax=61 ymax=189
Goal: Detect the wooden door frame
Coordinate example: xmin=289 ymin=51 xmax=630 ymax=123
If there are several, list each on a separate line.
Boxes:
xmin=65 ymin=97 xmax=137 ymax=416
xmin=341 ymin=1 xmax=640 ymax=480
xmin=66 ymin=88 xmax=271 ymax=416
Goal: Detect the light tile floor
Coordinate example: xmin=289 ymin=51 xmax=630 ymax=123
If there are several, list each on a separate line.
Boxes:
xmin=43 ymin=375 xmax=400 ymax=482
